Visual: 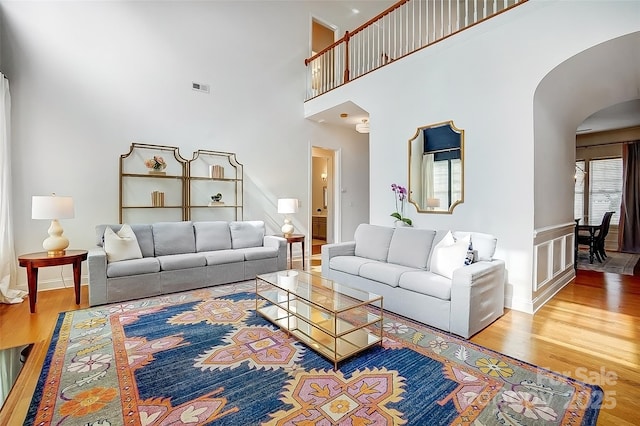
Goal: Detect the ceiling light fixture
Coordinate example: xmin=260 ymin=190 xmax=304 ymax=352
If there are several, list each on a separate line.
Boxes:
xmin=355 ymin=119 xmax=370 ymax=134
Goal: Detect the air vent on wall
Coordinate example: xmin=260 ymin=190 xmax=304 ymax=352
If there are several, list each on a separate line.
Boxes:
xmin=192 ymin=82 xmax=210 ymax=93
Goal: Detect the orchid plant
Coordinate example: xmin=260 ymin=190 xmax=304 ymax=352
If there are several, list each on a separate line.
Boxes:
xmin=391 ymin=183 xmax=412 ymax=226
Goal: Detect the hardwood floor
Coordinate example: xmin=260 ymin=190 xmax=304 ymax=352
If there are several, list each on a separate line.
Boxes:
xmin=1 ymin=269 xmax=638 ymax=425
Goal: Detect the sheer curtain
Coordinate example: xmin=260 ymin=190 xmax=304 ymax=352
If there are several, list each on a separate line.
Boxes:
xmin=0 ymin=74 xmax=26 ymax=304
xmin=420 ymin=153 xmax=435 ymax=203
xmin=619 ymin=141 xmax=640 ymax=253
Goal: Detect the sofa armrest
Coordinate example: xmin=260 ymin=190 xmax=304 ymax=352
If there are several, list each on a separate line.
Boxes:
xmin=321 ymin=242 xmax=356 ymax=276
xmin=449 ymin=259 xmax=506 ymax=338
xmin=264 ymin=235 xmax=287 ymax=270
xmin=88 ymin=246 xmax=108 ymax=306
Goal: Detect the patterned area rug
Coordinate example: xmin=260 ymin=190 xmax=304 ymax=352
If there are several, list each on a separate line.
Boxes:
xmin=577 ymin=250 xmax=640 ymax=275
xmin=25 ymin=281 xmax=602 ymax=425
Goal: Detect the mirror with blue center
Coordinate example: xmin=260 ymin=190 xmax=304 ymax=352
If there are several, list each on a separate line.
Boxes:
xmin=408 ymin=120 xmax=464 ymax=214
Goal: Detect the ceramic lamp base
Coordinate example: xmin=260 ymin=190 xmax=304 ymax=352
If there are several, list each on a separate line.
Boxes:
xmin=282 ymin=219 xmax=294 ymax=236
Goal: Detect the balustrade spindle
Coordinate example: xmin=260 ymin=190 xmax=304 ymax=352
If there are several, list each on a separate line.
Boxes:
xmin=304 ymin=0 xmax=526 ymax=100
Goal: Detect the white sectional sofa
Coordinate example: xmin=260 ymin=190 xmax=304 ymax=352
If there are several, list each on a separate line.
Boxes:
xmin=321 ymin=223 xmax=506 ymax=338
xmin=88 ymin=220 xmax=286 ymax=306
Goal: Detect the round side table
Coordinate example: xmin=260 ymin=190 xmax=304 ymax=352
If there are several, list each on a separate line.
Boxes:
xmin=18 ymin=250 xmax=88 ymax=313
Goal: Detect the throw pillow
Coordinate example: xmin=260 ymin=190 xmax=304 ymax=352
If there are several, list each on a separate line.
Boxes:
xmin=430 ymin=231 xmax=470 ymax=279
xmin=103 ymin=224 xmax=143 ymax=262
xmin=464 ymin=237 xmax=474 ymax=266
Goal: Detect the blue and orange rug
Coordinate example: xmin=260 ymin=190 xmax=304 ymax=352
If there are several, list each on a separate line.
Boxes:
xmin=25 ymin=281 xmax=601 ymax=425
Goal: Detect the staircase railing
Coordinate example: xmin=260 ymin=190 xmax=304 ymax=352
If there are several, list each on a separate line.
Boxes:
xmin=305 ymin=0 xmax=527 ymax=100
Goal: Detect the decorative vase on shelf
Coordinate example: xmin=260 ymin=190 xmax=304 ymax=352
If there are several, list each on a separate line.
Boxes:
xmin=144 ymin=156 xmax=167 ymax=175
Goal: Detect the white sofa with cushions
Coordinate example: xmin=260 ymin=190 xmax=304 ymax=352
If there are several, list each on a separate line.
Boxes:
xmin=321 ymin=223 xmax=506 ymax=338
xmin=88 ymin=220 xmax=286 ymax=306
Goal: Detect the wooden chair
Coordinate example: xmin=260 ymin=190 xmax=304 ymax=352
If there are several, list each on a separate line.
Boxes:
xmin=577 ymin=211 xmax=614 ymax=263
xmin=595 ymin=211 xmax=615 ymax=260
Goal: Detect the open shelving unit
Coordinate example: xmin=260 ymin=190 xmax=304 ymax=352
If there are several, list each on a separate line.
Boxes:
xmin=119 ymin=143 xmax=243 ymax=223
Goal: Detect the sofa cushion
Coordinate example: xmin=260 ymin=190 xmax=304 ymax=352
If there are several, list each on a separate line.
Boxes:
xmin=430 ymin=231 xmax=470 ymax=279
xmin=153 ymin=221 xmax=196 ymax=256
xmin=203 ymin=249 xmax=245 ymax=265
xmin=398 ymin=270 xmax=452 ymax=300
xmin=194 ymin=221 xmax=232 ymax=252
xmin=359 ymin=262 xmax=416 ymax=287
xmin=96 ymin=224 xmax=155 ymax=258
xmin=230 ymin=221 xmax=265 ymax=249
xmin=103 ymin=224 xmax=143 ymax=263
xmin=329 ymin=256 xmax=374 ymax=276
xmin=157 ymin=253 xmax=206 ymax=271
xmin=387 ymin=228 xmax=436 ymax=269
xmin=453 ymin=231 xmax=497 ymax=261
xmin=106 ymin=257 xmax=160 ymax=278
xmin=353 ymin=224 xmax=395 ymax=261
xmin=237 ymin=246 xmax=279 ymax=261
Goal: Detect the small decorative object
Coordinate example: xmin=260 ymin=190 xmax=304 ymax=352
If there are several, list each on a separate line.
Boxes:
xmin=208 ymin=193 xmax=224 ymax=206
xmin=210 ymin=165 xmax=224 ymax=179
xmin=390 ymin=183 xmax=412 ymax=226
xmin=144 ymin=156 xmax=167 ymax=175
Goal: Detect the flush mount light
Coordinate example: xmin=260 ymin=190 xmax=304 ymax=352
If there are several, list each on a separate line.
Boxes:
xmin=355 ymin=119 xmax=370 ymax=134
xmin=340 ymin=113 xmax=348 ymax=118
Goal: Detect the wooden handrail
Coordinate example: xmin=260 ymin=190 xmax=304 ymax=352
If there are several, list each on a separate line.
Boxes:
xmin=305 ymin=0 xmax=410 ymax=65
xmin=304 ymin=0 xmax=529 ymax=100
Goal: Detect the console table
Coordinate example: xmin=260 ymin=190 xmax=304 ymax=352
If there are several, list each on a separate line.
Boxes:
xmin=18 ymin=250 xmax=88 ymax=313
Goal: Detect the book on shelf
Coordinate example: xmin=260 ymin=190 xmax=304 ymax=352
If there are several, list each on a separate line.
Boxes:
xmin=151 ymin=191 xmax=165 ymax=207
xmin=209 ymin=165 xmax=225 ymax=179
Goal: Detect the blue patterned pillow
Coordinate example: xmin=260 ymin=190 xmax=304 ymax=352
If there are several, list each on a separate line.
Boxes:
xmin=464 ymin=237 xmax=474 ymax=265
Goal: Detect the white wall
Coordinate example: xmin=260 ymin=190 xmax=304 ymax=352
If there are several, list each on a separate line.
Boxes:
xmin=305 ymin=0 xmax=640 ymax=312
xmin=0 ymin=1 xmax=377 ymax=290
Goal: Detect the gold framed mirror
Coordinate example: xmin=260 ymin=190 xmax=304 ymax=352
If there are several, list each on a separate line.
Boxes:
xmin=408 ymin=120 xmax=464 ymax=214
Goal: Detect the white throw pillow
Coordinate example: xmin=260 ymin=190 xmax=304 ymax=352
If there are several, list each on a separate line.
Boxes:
xmin=104 ymin=224 xmax=143 ymax=263
xmin=430 ymin=231 xmax=470 ymax=279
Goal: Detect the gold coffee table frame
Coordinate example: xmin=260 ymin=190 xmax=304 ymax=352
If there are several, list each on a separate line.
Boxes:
xmin=255 ymin=270 xmax=383 ymax=369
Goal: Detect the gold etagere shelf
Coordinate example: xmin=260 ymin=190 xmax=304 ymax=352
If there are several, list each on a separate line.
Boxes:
xmin=119 ymin=143 xmax=243 ymax=223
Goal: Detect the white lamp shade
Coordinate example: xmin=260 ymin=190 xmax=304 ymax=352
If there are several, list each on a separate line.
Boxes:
xmin=277 ymin=198 xmax=298 ymax=214
xmin=32 ymin=195 xmax=75 ymax=219
xmin=426 ymin=198 xmax=441 ymax=208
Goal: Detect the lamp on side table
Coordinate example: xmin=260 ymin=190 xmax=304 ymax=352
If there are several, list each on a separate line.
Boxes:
xmin=31 ymin=193 xmax=75 ymax=256
xmin=277 ymin=198 xmax=298 ymax=236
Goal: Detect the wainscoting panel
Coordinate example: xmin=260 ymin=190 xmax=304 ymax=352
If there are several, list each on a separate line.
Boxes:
xmin=532 ymin=222 xmax=576 ymax=309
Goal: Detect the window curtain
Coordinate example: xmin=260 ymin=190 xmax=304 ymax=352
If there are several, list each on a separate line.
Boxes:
xmin=0 ymin=74 xmax=26 ymax=304
xmin=619 ymin=141 xmax=640 ymax=253
xmin=420 ymin=153 xmax=435 ymax=205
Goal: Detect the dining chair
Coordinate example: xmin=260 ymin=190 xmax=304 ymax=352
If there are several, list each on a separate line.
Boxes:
xmin=576 ymin=211 xmax=614 ymax=263
xmin=595 ymin=211 xmax=615 ymax=260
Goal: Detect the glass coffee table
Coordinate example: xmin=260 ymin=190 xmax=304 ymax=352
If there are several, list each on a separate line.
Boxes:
xmin=255 ymin=270 xmax=383 ymax=369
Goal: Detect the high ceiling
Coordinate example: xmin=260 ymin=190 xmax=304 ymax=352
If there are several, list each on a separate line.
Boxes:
xmin=307 ymin=1 xmax=640 ymax=136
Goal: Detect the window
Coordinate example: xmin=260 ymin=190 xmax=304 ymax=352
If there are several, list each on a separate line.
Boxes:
xmin=589 ymin=158 xmax=622 ymax=224
xmin=574 ymin=158 xmax=622 ymax=224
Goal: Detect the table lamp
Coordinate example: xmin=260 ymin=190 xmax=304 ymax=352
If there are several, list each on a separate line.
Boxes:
xmin=277 ymin=198 xmax=298 ymax=236
xmin=32 ymin=194 xmax=75 ymax=256
xmin=427 ymin=198 xmax=441 ymax=210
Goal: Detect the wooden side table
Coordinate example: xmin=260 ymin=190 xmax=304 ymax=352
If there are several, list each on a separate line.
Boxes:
xmin=283 ymin=234 xmax=305 ymax=270
xmin=18 ymin=250 xmax=88 ymax=313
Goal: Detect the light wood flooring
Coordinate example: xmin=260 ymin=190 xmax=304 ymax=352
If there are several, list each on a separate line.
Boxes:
xmin=1 ymin=268 xmax=639 ymax=425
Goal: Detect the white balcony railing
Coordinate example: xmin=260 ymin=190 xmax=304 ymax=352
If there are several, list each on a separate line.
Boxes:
xmin=305 ymin=0 xmax=527 ymax=100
